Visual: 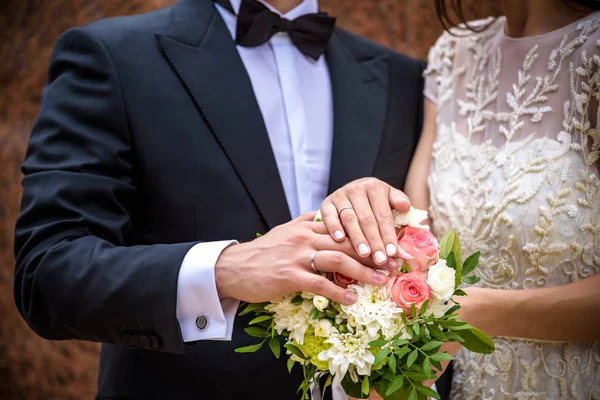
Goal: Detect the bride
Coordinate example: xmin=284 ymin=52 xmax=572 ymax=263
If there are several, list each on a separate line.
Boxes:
xmin=321 ymin=0 xmax=600 ymax=398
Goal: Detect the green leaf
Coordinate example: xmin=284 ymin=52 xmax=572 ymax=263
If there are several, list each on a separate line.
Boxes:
xmin=428 ymin=324 xmax=444 ymax=339
xmin=408 ymin=387 xmax=417 ymax=400
xmin=400 ymin=312 xmax=409 ymax=326
xmin=235 ymin=343 xmax=263 ymax=353
xmin=325 ymin=310 xmax=337 ymax=319
xmin=445 ymin=332 xmax=465 ymax=343
xmin=391 ymin=339 xmax=409 ymax=347
xmin=255 ymin=232 xmax=263 ymax=238
xmin=321 ymin=375 xmax=333 ymax=400
xmin=244 ymin=327 xmax=267 ymax=338
xmin=369 ymin=339 xmax=388 ymax=347
xmin=407 ymin=349 xmax=418 ymax=368
xmin=291 ymin=295 xmax=304 ymax=305
xmin=411 ymin=303 xmax=417 ymax=319
xmin=455 ymin=327 xmax=495 ymax=354
xmin=430 ymin=352 xmax=454 ymax=362
xmin=362 ymin=376 xmax=370 ymax=396
xmin=416 ymin=385 xmax=441 ymax=399
xmin=374 ymin=348 xmax=390 ymax=366
xmin=238 ymin=302 xmax=268 ymax=316
xmin=439 ymin=230 xmax=461 ymax=265
xmin=463 ymin=275 xmax=481 ymax=285
xmin=419 ymin=299 xmax=430 ymax=316
xmin=421 ymin=341 xmax=444 ymax=351
xmin=268 ymin=337 xmax=280 ymax=359
xmin=413 ymin=322 xmax=420 ymax=336
xmin=405 ymin=325 xmax=414 ymax=338
xmin=445 ymin=305 xmax=461 ymax=315
xmin=287 ymin=357 xmax=295 ymax=373
xmin=249 ymin=315 xmax=272 ymax=325
xmin=449 ymin=323 xmax=474 ymax=331
xmin=340 ymin=375 xmax=368 ymax=399
xmin=423 ymin=357 xmax=431 ymax=374
xmin=394 ymin=346 xmax=411 ymax=359
xmin=309 ymin=308 xmax=321 ymax=319
xmin=388 ymin=353 xmax=397 ymax=371
xmin=284 ymin=343 xmax=306 ymax=359
xmin=385 ymin=375 xmax=405 ymax=396
xmin=462 ymin=251 xmax=480 ymax=275
xmin=453 ymin=289 xmax=467 ymax=296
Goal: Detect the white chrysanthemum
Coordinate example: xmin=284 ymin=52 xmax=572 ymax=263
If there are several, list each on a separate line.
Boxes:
xmin=393 ymin=207 xmax=430 ymax=230
xmin=301 ymin=292 xmax=314 ymax=300
xmin=317 ymin=329 xmax=375 ymax=380
xmin=313 ymin=295 xmax=329 ymax=311
xmin=265 ymin=296 xmax=310 ymax=344
xmin=381 ymin=317 xmax=409 ymax=341
xmin=315 ymin=319 xmax=336 ymax=338
xmin=424 ymin=298 xmax=454 ymax=318
xmin=426 ymin=259 xmax=456 ymax=302
xmin=341 ymin=284 xmax=404 ymax=339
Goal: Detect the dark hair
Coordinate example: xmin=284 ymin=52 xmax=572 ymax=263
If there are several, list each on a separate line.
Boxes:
xmin=434 ymin=0 xmax=600 ymax=33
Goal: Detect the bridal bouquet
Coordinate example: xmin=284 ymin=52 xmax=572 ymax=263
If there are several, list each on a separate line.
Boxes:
xmin=236 ymin=208 xmax=494 ymax=400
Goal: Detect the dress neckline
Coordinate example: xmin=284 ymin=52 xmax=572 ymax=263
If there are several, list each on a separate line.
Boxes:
xmin=498 ymin=11 xmax=600 ymax=42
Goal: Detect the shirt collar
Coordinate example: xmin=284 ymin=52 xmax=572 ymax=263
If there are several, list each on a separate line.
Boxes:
xmin=228 ymin=0 xmax=319 ymax=19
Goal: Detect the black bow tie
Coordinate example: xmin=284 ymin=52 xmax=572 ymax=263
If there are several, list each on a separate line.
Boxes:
xmin=214 ymin=0 xmax=336 ymax=60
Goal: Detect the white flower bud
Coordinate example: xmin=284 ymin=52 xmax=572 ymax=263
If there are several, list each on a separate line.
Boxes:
xmin=313 ymin=295 xmax=329 ymax=311
xmin=426 ymin=259 xmax=456 ymax=302
xmin=314 ymin=319 xmax=334 ymax=337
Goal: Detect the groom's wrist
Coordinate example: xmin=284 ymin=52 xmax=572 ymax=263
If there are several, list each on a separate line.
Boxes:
xmin=215 ymin=242 xmax=248 ymax=300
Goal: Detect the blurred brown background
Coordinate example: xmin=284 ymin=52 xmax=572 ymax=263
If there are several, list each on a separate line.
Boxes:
xmin=0 ymin=0 xmax=501 ymax=398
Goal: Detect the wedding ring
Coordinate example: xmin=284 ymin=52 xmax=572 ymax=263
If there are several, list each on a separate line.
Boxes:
xmin=337 ymin=205 xmax=354 ymax=217
xmin=310 ymin=251 xmax=319 ymax=273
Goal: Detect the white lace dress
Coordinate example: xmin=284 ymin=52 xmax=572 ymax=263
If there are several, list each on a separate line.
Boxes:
xmin=424 ymin=13 xmax=600 ymax=400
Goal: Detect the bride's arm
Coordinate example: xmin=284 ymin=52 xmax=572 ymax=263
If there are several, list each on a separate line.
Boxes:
xmin=459 ymin=277 xmax=600 ymax=342
xmin=404 ymin=99 xmax=438 ymax=219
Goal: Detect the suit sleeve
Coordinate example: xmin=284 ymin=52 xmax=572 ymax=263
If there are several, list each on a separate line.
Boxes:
xmin=14 ymin=27 xmax=194 ymax=354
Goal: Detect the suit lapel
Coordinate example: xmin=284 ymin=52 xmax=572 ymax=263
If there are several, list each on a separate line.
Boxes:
xmin=156 ymin=0 xmax=291 ymax=229
xmin=326 ymin=31 xmax=389 ymax=194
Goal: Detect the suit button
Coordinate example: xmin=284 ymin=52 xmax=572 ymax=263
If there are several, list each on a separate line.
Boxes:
xmin=149 ymin=335 xmax=160 ymax=349
xmin=139 ymin=335 xmax=152 ymax=349
xmin=196 ymin=315 xmax=208 ymax=330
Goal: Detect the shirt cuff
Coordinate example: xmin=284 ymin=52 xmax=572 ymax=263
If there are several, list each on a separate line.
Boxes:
xmin=176 ymin=240 xmax=240 ymax=342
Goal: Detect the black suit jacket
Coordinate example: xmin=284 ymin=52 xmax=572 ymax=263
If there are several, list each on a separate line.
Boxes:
xmin=14 ymin=0 xmax=425 ymax=398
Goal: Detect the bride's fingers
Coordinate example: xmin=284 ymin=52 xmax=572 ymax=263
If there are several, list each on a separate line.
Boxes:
xmin=347 ymin=191 xmax=388 ymax=266
xmin=320 ymin=200 xmax=345 ymax=241
xmin=367 ymin=187 xmax=400 ymax=257
xmin=333 ymin=196 xmax=371 ymax=259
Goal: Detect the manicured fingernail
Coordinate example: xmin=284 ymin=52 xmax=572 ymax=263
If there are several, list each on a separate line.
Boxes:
xmin=358 ymin=243 xmax=369 ymax=255
xmin=374 ymin=251 xmax=386 ymax=264
xmin=373 ymin=270 xmax=387 ymax=283
xmin=387 ymin=258 xmax=398 ymax=270
xmin=334 ymin=230 xmax=344 ymax=240
xmin=345 ymin=293 xmax=357 ymax=304
xmin=386 ymin=243 xmax=397 ymax=256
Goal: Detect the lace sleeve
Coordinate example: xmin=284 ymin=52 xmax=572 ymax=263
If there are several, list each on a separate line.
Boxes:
xmin=423 ymin=32 xmax=453 ymax=106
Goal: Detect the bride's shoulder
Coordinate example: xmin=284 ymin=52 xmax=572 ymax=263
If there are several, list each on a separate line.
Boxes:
xmin=426 ymin=17 xmax=501 ymax=68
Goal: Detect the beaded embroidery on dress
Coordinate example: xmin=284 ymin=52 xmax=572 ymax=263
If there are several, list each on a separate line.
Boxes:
xmin=424 ymin=13 xmax=600 ymax=400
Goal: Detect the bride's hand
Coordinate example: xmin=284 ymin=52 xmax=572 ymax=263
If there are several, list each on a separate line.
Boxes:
xmin=320 ymin=178 xmax=410 ymax=267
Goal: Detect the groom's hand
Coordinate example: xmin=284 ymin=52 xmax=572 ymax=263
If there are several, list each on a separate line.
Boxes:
xmin=214 ymin=212 xmax=395 ymax=305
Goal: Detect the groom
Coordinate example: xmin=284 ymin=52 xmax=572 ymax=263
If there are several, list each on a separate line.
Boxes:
xmin=14 ymin=0 xmax=424 ymax=398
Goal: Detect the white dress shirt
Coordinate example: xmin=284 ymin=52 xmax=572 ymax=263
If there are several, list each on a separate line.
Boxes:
xmin=176 ymin=0 xmax=333 ymax=344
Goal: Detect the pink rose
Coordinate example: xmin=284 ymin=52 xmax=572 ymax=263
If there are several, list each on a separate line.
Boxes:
xmin=387 ymin=271 xmax=431 ymax=313
xmin=397 ymin=226 xmax=439 ymax=270
xmin=327 ymin=272 xmax=357 ymax=288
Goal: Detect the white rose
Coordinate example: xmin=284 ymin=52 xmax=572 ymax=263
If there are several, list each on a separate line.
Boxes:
xmin=426 ymin=259 xmax=456 ymax=301
xmin=424 ymin=298 xmax=454 ymax=318
xmin=314 ymin=319 xmax=336 ymax=337
xmin=393 ymin=207 xmax=430 ymax=230
xmin=313 ymin=295 xmax=329 ymax=311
